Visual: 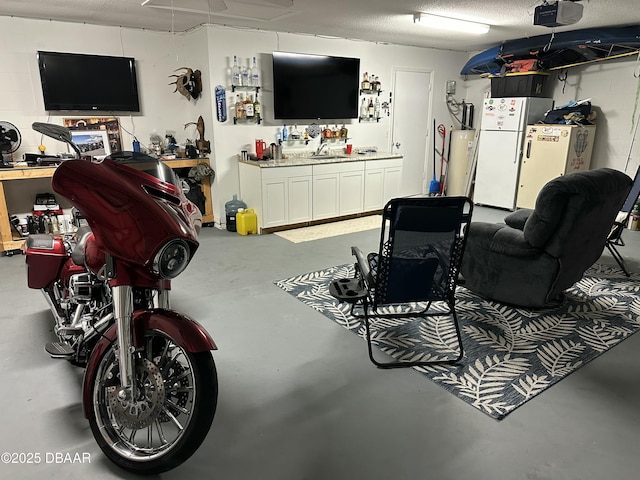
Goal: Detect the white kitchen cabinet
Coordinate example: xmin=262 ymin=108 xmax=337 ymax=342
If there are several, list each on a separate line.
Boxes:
xmin=312 ymin=162 xmax=364 ymax=220
xmin=364 ymin=158 xmax=402 ymax=210
xmin=239 ymin=155 xmax=401 ymax=233
xmin=239 ymin=163 xmax=312 ymax=230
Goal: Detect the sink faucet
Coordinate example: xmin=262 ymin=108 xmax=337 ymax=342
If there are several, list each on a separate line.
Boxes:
xmin=315 ymin=142 xmax=329 ymax=156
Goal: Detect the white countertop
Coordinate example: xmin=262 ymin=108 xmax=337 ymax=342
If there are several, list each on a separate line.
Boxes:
xmin=240 ymin=151 xmax=402 ymax=168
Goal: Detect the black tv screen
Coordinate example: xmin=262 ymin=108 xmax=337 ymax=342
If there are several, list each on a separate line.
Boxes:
xmin=37 ymin=51 xmax=140 ymax=112
xmin=272 ymin=52 xmax=360 ymax=120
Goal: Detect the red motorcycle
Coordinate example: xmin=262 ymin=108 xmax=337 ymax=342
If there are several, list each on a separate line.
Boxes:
xmin=23 ymin=122 xmax=218 ymax=474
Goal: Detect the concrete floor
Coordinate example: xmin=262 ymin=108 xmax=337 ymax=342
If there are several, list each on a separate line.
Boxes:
xmin=1 ymin=205 xmax=639 ymax=480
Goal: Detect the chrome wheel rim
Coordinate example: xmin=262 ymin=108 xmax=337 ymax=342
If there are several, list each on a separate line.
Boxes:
xmin=93 ymin=331 xmax=197 ymax=462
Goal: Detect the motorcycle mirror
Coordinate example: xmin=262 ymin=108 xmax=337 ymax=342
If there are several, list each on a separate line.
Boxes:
xmin=32 ymin=122 xmax=81 ymax=158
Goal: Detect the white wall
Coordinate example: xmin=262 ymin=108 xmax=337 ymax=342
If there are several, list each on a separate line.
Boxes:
xmin=204 ymin=25 xmax=470 ymax=222
xmin=6 ymin=15 xmax=637 ymax=224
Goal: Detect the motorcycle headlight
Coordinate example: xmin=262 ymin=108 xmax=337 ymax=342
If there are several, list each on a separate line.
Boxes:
xmin=152 ymin=239 xmax=190 ymax=279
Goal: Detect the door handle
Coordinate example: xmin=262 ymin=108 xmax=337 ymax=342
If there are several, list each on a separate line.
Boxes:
xmin=526 ymin=140 xmax=531 ymax=159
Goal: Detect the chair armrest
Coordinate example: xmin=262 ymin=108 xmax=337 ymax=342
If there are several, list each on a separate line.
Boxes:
xmin=351 ymin=246 xmax=374 ymax=286
xmin=504 ymin=209 xmax=533 ymax=231
xmin=468 ymin=222 xmax=540 ymax=257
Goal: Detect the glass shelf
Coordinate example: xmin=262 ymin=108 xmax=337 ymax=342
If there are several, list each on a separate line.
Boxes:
xmin=233 ymin=116 xmax=262 ymax=125
xmin=360 ymin=89 xmax=383 ymax=96
xmin=231 ymin=85 xmax=261 ymax=92
xmin=359 ymin=116 xmax=381 ymax=123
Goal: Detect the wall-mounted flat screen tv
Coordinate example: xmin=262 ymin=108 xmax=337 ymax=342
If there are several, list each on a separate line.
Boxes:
xmin=272 ymin=52 xmax=360 ymax=120
xmin=37 ymin=51 xmax=140 ymax=112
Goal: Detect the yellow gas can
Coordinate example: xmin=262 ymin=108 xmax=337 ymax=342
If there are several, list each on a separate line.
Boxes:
xmin=236 ymin=208 xmax=258 ymax=235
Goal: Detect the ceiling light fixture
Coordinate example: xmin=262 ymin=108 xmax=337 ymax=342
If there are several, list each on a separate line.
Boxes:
xmin=413 ymin=13 xmax=490 ymax=35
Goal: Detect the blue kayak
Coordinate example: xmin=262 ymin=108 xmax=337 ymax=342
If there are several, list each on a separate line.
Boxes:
xmin=461 ymin=25 xmax=640 ymax=76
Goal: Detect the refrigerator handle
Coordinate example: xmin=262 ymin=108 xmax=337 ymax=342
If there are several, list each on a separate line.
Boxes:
xmin=526 ymin=139 xmax=532 ymax=159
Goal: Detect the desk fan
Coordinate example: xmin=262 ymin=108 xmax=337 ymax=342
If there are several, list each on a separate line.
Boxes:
xmin=0 ymin=121 xmax=21 ymax=168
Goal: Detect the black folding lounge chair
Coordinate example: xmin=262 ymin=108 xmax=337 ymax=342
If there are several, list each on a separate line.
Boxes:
xmin=606 ymin=166 xmax=640 ymax=276
xmin=329 ymin=196 xmax=473 ymax=369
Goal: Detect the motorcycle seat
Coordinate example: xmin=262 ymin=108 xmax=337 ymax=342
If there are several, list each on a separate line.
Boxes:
xmin=71 ymin=226 xmax=93 ymax=266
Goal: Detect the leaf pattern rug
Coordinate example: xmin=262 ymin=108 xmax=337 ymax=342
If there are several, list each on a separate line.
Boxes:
xmin=275 ymin=263 xmax=640 ymax=420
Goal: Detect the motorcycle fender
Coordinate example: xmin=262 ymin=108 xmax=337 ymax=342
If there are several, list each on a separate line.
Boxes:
xmin=82 ymin=309 xmax=217 ymax=418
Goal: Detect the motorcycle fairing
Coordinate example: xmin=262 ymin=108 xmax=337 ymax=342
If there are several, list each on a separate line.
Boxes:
xmin=81 ymin=308 xmax=217 ymax=418
xmin=51 ymin=156 xmax=199 ymax=271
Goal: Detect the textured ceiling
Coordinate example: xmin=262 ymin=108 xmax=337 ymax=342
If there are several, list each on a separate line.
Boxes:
xmin=0 ymin=0 xmax=638 ymax=52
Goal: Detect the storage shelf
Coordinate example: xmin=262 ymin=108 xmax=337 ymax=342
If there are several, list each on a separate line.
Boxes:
xmin=360 ymin=89 xmax=383 ymax=96
xmin=231 ymin=85 xmax=261 ymax=92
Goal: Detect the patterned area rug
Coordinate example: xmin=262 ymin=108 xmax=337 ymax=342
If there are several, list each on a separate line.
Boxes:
xmin=276 ymin=263 xmax=640 ymax=420
xmin=274 ymin=215 xmax=381 ymax=243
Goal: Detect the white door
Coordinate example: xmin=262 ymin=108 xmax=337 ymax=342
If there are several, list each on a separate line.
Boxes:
xmin=390 ymin=69 xmax=433 ymax=196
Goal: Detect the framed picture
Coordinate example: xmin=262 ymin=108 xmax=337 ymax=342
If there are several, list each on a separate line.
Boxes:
xmin=70 ymin=130 xmax=111 ymax=159
xmin=63 ymin=117 xmax=123 ymax=153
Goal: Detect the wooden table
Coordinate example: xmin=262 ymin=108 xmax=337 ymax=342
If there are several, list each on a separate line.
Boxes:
xmin=0 ymin=158 xmax=214 ymax=253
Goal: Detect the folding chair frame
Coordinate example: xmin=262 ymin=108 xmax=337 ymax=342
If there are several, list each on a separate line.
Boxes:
xmin=330 ymin=196 xmax=473 ymax=369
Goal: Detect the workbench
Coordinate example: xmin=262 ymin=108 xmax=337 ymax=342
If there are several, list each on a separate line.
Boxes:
xmin=0 ymin=158 xmax=214 ymax=254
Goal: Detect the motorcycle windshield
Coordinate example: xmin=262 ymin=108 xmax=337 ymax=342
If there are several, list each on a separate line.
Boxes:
xmin=52 ymin=153 xmax=199 ymax=267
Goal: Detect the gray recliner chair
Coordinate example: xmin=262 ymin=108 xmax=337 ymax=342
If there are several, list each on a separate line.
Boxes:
xmin=460 ymin=168 xmax=632 ymax=308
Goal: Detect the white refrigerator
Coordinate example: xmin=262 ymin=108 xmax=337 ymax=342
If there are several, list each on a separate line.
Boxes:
xmin=473 ymin=97 xmax=554 ymax=209
xmin=517 ymin=124 xmax=597 ymax=209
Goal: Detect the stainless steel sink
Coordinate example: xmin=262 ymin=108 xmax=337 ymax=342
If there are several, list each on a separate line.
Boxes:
xmin=307 ymin=155 xmax=347 ymax=160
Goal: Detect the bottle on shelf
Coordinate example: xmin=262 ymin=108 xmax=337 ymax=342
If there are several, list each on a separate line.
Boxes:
xmin=251 ymin=56 xmax=260 ymax=87
xmin=244 ymin=94 xmax=254 ymax=118
xmin=241 ymin=58 xmax=250 ymax=86
xmin=291 ymin=124 xmax=301 ymax=140
xmin=373 ymin=75 xmax=381 ymax=91
xmin=235 ymin=94 xmax=244 ymax=118
xmin=368 ymin=97 xmax=375 ymax=118
xmin=374 ymin=97 xmax=381 ymax=118
xmin=253 ymin=95 xmax=261 ymax=121
xmin=282 ymin=124 xmax=288 ymax=141
xmin=340 ymin=124 xmax=348 ymax=138
xmin=232 ymin=55 xmax=240 ymax=86
xmin=360 ymin=98 xmax=368 ymax=117
xmin=361 ymin=72 xmax=370 ymax=90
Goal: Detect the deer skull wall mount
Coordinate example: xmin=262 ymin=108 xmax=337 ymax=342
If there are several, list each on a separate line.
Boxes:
xmin=169 ymin=67 xmax=202 ymax=101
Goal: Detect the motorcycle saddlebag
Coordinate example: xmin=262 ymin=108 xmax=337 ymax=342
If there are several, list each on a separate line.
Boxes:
xmin=24 ymin=234 xmax=66 ymax=289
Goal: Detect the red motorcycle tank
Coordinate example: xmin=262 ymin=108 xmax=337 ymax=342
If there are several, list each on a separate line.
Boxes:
xmin=24 ymin=234 xmax=67 ymax=289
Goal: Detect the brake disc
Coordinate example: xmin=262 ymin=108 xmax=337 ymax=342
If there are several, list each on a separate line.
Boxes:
xmin=107 ymin=358 xmax=166 ymax=430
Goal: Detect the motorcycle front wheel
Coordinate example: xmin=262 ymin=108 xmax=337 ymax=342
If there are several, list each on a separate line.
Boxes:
xmin=88 ymin=329 xmax=218 ymax=475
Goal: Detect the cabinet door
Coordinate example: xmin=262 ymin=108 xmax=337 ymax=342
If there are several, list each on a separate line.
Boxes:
xmin=383 ymin=166 xmax=402 ymax=204
xmin=262 ymin=178 xmax=288 ymax=227
xmin=340 ymin=170 xmax=364 ymax=215
xmin=288 ymin=175 xmax=312 ymax=224
xmin=364 ymin=167 xmax=384 ymax=211
xmin=313 ymin=173 xmax=339 ymax=220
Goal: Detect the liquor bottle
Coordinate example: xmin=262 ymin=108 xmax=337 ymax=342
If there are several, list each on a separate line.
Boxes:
xmin=368 ymin=97 xmax=375 ymax=118
xmin=232 ymin=55 xmax=240 ymax=86
xmin=251 ymin=56 xmax=260 ymax=87
xmin=253 ymin=95 xmax=261 ymax=121
xmin=361 ymin=72 xmax=370 ymax=90
xmin=369 ymin=73 xmax=375 ymax=90
xmin=360 ymin=98 xmax=368 ymax=117
xmin=374 ymin=75 xmax=381 ymax=91
xmin=235 ymin=94 xmax=243 ymax=119
xmin=282 ymin=124 xmax=288 ymax=141
xmin=374 ymin=97 xmax=381 ymax=118
xmin=291 ymin=124 xmax=301 ymax=139
xmin=244 ymin=94 xmax=254 ymax=118
xmin=340 ymin=124 xmax=348 ymax=138
xmin=241 ymin=58 xmax=249 ymax=86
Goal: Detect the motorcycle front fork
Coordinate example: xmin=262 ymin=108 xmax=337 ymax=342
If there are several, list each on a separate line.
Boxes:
xmin=112 ymin=285 xmax=170 ymax=402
